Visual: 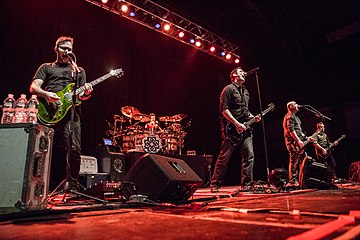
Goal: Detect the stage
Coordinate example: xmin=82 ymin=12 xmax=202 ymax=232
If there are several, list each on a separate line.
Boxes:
xmin=1 ymin=183 xmax=359 ymax=240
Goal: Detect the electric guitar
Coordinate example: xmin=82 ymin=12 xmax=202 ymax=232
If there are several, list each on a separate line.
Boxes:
xmin=318 ymin=134 xmax=346 ymax=158
xmin=225 ymin=103 xmax=275 ymax=143
xmin=38 ymin=68 xmax=124 ymax=126
xmin=294 ymin=133 xmax=317 ymax=154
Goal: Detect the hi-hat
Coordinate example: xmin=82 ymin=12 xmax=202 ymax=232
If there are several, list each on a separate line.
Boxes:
xmin=159 ymin=116 xmax=173 ymax=122
xmin=133 ymin=113 xmax=150 ymax=122
xmin=121 ymin=106 xmax=140 ymax=118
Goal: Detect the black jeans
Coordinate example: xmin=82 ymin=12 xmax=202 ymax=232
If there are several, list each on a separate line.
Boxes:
xmin=49 ymin=111 xmax=81 ymax=190
xmin=286 ymin=143 xmax=306 ymax=184
xmin=211 ymin=133 xmax=254 ymax=187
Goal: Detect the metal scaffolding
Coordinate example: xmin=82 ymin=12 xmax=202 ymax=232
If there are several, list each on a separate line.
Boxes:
xmin=83 ymin=0 xmax=240 ymax=63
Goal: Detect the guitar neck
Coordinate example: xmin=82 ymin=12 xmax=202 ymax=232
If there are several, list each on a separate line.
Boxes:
xmin=244 ymin=106 xmax=274 ymax=127
xmin=75 ymin=73 xmax=113 ymax=95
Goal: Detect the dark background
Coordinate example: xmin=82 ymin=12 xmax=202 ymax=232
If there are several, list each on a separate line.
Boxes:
xmin=1 ymin=0 xmax=359 ymax=185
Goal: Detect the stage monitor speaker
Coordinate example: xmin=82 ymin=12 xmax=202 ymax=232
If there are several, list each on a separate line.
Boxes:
xmin=0 ymin=123 xmax=53 ymax=213
xmin=349 ymin=161 xmax=360 ymax=182
xmin=96 ymin=144 xmax=126 ymax=182
xmin=300 ymin=156 xmax=332 ymax=189
xmin=122 ymin=153 xmax=203 ymax=202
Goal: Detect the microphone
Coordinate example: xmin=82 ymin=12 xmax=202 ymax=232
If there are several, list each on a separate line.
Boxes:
xmin=298 ymin=105 xmax=309 ymax=108
xmin=245 ymin=67 xmax=259 ymax=76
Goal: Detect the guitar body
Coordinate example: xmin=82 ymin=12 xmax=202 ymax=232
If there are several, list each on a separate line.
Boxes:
xmin=225 ymin=103 xmax=275 ymax=144
xmin=38 ymin=83 xmax=80 ymax=126
xmin=225 ymin=122 xmax=250 ymax=143
xmin=37 ymin=68 xmax=124 ymax=126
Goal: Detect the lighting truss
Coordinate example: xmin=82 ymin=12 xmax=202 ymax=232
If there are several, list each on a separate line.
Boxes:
xmin=83 ymin=0 xmax=240 ymax=63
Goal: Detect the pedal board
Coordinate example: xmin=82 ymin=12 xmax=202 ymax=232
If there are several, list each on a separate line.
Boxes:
xmin=83 ymin=181 xmax=123 ymax=201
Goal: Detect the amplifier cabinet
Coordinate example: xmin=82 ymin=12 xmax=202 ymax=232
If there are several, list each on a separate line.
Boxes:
xmin=0 ymin=123 xmax=54 ymax=213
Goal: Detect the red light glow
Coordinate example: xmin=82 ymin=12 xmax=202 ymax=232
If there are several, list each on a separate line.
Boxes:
xmin=163 ymin=24 xmax=171 ymax=31
xmin=121 ymin=5 xmax=128 ymax=12
xmin=195 ymin=41 xmax=202 ymax=47
xmin=225 ymin=53 xmax=232 ymax=59
xmin=210 ymin=46 xmax=216 ymax=52
xmin=101 ymin=0 xmax=108 ymax=4
xmin=178 ymin=32 xmax=185 ymax=38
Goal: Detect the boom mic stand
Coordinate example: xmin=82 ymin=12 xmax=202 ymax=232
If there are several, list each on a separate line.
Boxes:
xmin=49 ymin=53 xmax=107 ymax=204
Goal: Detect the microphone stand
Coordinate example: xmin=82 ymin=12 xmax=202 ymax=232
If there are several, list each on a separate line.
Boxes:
xmin=251 ymin=68 xmax=271 ymax=184
xmin=49 ymin=54 xmax=107 ymax=204
xmin=303 ymin=105 xmax=332 ymax=121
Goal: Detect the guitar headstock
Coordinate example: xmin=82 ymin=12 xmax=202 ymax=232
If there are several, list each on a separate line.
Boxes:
xmin=110 ymin=68 xmax=124 ymax=78
xmin=268 ymin=103 xmax=275 ymax=111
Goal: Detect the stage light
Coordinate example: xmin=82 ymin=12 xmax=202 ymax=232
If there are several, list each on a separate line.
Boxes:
xmin=155 ymin=23 xmax=161 ymax=29
xmin=101 ymin=0 xmax=108 ymax=3
xmin=195 ymin=40 xmax=202 ymax=47
xmin=220 ymin=51 xmax=226 ymax=57
xmin=234 ymin=58 xmax=240 ymax=64
xmin=209 ymin=46 xmax=216 ymax=52
xmin=178 ymin=31 xmax=185 ymax=38
xmin=163 ymin=23 xmax=171 ymax=31
xmin=121 ymin=4 xmax=128 ymax=13
xmin=129 ymin=12 xmax=135 ymax=17
xmin=225 ymin=53 xmax=232 ymax=59
xmin=190 ymin=38 xmax=195 ymax=44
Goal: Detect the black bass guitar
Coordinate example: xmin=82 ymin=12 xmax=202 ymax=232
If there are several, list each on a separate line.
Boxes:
xmin=38 ymin=68 xmax=124 ymax=126
xmin=225 ymin=103 xmax=275 ymax=143
xmin=318 ymin=134 xmax=346 ymax=158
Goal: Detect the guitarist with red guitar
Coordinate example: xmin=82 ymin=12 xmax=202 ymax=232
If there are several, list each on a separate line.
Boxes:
xmin=29 ymin=36 xmax=94 ymax=191
xmin=283 ymin=101 xmax=314 ymax=188
xmin=312 ymin=122 xmax=346 ymax=183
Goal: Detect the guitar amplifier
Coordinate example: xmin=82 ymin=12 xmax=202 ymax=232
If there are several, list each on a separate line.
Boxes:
xmin=299 ymin=156 xmax=332 ymax=189
xmin=0 ymin=123 xmax=54 ymax=213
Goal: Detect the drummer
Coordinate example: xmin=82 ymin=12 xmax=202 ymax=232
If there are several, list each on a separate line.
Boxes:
xmin=145 ymin=113 xmax=162 ymax=134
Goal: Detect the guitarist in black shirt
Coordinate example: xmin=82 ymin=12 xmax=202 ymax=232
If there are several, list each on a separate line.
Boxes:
xmin=313 ymin=122 xmax=343 ymax=182
xmin=210 ymin=67 xmax=261 ymax=192
xmin=30 ymin=36 xmax=93 ymax=191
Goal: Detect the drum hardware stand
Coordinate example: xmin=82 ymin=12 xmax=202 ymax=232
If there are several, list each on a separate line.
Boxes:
xmin=48 ymin=54 xmax=107 ymax=204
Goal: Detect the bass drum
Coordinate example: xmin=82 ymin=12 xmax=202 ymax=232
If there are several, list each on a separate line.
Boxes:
xmin=121 ymin=133 xmax=134 ymax=152
xmin=142 ymin=134 xmax=162 ymax=153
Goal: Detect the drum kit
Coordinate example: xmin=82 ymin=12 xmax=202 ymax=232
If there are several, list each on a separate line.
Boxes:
xmin=107 ymin=106 xmax=191 ymax=155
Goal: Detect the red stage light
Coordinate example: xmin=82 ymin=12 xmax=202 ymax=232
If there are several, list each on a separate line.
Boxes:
xmin=163 ymin=23 xmax=171 ymax=31
xmin=178 ymin=31 xmax=185 ymax=38
xmin=210 ymin=46 xmax=216 ymax=52
xmin=101 ymin=0 xmax=108 ymax=4
xmin=225 ymin=53 xmax=232 ymax=59
xmin=195 ymin=40 xmax=202 ymax=47
xmin=121 ymin=4 xmax=128 ymax=13
xmin=234 ymin=58 xmax=240 ymax=64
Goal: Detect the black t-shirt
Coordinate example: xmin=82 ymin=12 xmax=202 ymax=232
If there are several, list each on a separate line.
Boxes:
xmin=33 ymin=62 xmax=86 ymax=93
xmin=283 ymin=112 xmax=305 ymax=145
xmin=220 ymin=82 xmax=251 ymax=124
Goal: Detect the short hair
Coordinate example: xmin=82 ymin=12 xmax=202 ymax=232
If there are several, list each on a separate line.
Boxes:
xmin=230 ymin=67 xmax=243 ymax=82
xmin=286 ymin=101 xmax=296 ymax=110
xmin=54 ymin=36 xmax=73 ymax=51
xmin=316 ymin=122 xmax=324 ymax=128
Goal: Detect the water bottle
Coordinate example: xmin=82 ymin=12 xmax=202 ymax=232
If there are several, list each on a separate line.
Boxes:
xmin=13 ymin=94 xmax=28 ymax=123
xmin=26 ymin=95 xmax=39 ymax=123
xmin=1 ymin=94 xmax=16 ymax=124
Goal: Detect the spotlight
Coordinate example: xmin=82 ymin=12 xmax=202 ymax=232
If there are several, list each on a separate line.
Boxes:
xmin=225 ymin=53 xmax=232 ymax=59
xmin=163 ymin=23 xmax=171 ymax=31
xmin=121 ymin=4 xmax=128 ymax=13
xmin=195 ymin=40 xmax=202 ymax=47
xmin=101 ymin=0 xmax=108 ymax=4
xmin=155 ymin=23 xmax=161 ymax=29
xmin=209 ymin=46 xmax=216 ymax=52
xmin=129 ymin=12 xmax=135 ymax=17
xmin=190 ymin=38 xmax=195 ymax=44
xmin=220 ymin=51 xmax=226 ymax=57
xmin=234 ymin=58 xmax=240 ymax=64
xmin=178 ymin=31 xmax=185 ymax=38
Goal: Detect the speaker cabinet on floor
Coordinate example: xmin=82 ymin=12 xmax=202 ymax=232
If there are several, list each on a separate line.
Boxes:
xmin=300 ymin=156 xmax=332 ymax=189
xmin=123 ymin=154 xmax=203 ymax=202
xmin=349 ymin=161 xmax=360 ymax=182
xmin=0 ymin=123 xmax=53 ymax=213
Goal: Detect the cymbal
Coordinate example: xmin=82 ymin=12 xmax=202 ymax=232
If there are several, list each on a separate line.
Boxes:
xmin=171 ymin=113 xmax=188 ymax=122
xmin=133 ymin=113 xmax=150 ymax=122
xmin=159 ymin=116 xmax=173 ymax=122
xmin=121 ymin=106 xmax=140 ymax=118
xmin=113 ymin=114 xmax=128 ymax=122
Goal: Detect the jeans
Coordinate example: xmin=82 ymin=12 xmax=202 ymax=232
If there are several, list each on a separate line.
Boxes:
xmin=211 ymin=133 xmax=254 ymax=187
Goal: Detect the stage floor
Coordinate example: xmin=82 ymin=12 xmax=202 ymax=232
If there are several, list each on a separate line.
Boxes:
xmin=1 ymin=183 xmax=360 ymax=240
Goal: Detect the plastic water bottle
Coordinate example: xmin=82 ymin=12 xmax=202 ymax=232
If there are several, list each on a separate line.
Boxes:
xmin=26 ymin=95 xmax=39 ymax=123
xmin=13 ymin=94 xmax=28 ymax=123
xmin=1 ymin=94 xmax=16 ymax=124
